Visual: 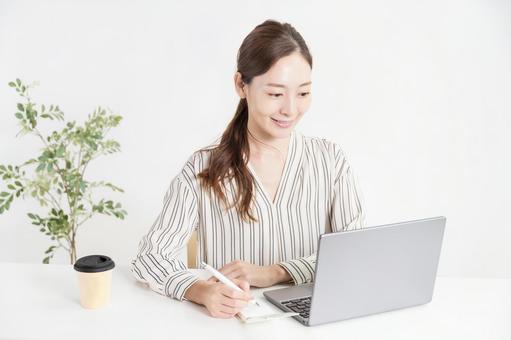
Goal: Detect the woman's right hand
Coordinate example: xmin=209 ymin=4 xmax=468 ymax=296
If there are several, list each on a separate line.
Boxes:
xmin=184 ymin=278 xmax=252 ymax=318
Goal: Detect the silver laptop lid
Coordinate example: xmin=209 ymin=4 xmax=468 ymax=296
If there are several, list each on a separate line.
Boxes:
xmin=308 ymin=216 xmax=446 ymax=326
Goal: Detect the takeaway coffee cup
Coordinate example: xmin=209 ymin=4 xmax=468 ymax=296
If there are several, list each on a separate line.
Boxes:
xmin=74 ymin=255 xmax=115 ymax=309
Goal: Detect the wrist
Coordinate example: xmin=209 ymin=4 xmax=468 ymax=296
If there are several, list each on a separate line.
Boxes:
xmin=184 ymin=280 xmax=210 ymax=304
xmin=269 ymin=264 xmax=291 ymax=285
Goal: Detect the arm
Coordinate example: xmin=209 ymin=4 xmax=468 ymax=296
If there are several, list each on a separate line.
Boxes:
xmin=130 ymin=171 xmax=200 ymax=301
xmin=278 ymin=143 xmax=366 ymax=285
xmin=131 ymin=160 xmax=252 ymax=318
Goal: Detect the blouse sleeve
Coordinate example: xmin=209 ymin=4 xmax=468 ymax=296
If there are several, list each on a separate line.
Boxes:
xmin=329 ymin=143 xmax=366 ymax=232
xmin=278 ymin=142 xmax=366 ymax=285
xmin=130 ymin=167 xmax=200 ymax=301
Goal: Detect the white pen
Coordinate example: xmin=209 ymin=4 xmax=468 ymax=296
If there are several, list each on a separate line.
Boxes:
xmin=201 ymin=262 xmax=259 ymax=306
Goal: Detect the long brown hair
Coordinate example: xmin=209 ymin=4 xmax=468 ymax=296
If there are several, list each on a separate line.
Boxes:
xmin=197 ymin=19 xmax=313 ymax=223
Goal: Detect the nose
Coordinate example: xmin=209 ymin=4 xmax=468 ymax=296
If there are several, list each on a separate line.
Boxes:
xmin=280 ymin=96 xmax=298 ymax=117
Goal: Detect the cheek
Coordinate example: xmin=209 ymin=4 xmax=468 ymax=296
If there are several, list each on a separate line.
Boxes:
xmin=299 ymin=96 xmax=312 ymax=111
xmin=252 ymin=100 xmax=278 ymax=121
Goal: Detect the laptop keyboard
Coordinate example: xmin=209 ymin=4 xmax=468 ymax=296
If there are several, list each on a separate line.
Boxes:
xmin=282 ymin=296 xmax=311 ymax=320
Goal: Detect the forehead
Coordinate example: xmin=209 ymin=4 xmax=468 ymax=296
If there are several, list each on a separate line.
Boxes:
xmin=253 ymin=52 xmax=312 ymax=89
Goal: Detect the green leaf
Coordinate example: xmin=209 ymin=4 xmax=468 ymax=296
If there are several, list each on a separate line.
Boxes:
xmin=56 ymin=145 xmax=65 ymax=157
xmin=15 ymin=113 xmax=23 ymax=119
xmin=0 ymin=192 xmax=9 ymax=197
xmin=8 ymin=82 xmax=16 ymax=87
xmin=45 ymin=246 xmax=56 ymax=254
xmin=16 ymin=78 xmax=21 ymax=86
xmin=36 ymin=163 xmax=46 ymax=172
xmin=17 ymin=103 xmax=24 ymax=112
xmin=21 ymin=159 xmax=37 ymax=166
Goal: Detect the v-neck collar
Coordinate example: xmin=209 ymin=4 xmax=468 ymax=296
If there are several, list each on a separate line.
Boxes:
xmin=246 ymin=130 xmax=297 ymax=207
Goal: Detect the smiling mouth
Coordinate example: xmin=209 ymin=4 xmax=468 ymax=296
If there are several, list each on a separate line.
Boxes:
xmin=271 ymin=118 xmax=292 ymax=123
xmin=271 ymin=117 xmax=293 ymax=128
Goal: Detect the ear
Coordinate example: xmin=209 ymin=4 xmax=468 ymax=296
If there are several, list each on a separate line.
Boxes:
xmin=234 ymin=71 xmax=246 ymax=99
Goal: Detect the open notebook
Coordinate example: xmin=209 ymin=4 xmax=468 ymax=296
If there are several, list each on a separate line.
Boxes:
xmin=188 ymin=268 xmax=297 ymax=323
xmin=237 ymin=297 xmax=298 ymax=324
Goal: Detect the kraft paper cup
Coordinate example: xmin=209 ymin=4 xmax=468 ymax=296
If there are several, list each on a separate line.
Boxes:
xmin=74 ymin=255 xmax=115 ymax=309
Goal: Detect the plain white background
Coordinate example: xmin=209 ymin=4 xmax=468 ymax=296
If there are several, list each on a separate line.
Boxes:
xmin=0 ymin=0 xmax=509 ymax=279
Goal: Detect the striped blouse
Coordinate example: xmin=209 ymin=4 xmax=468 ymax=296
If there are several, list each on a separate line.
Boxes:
xmin=130 ymin=129 xmax=366 ymax=301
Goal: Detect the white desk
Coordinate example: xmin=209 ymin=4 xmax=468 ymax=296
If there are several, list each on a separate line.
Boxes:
xmin=0 ymin=263 xmax=510 ymax=340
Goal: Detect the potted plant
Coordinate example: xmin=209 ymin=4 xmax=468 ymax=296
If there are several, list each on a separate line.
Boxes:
xmin=0 ymin=79 xmax=127 ymax=264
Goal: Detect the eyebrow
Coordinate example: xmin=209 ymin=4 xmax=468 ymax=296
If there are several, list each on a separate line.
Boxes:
xmin=265 ymin=81 xmax=312 ymax=88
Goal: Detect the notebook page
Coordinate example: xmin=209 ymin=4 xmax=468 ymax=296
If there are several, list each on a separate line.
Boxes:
xmin=237 ymin=298 xmax=298 ymax=323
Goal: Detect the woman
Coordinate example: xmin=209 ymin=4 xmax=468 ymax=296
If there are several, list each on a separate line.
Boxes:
xmin=131 ymin=19 xmax=365 ymax=319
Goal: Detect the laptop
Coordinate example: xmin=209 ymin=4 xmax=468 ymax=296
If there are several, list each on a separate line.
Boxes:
xmin=263 ymin=216 xmax=446 ymax=326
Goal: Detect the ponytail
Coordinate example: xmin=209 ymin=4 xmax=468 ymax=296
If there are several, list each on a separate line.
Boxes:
xmin=197 ymin=98 xmax=257 ymax=222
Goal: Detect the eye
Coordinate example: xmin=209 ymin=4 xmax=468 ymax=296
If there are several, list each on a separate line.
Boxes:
xmin=269 ymin=93 xmax=283 ymax=97
xmin=300 ymin=92 xmax=310 ymax=97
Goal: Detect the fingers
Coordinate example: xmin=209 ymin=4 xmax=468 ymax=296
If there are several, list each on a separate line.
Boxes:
xmin=218 ymin=261 xmax=241 ymax=277
xmin=209 ymin=291 xmax=247 ymax=318
xmin=218 ymin=294 xmax=248 ymax=317
xmin=220 ymin=285 xmax=252 ymax=302
xmin=222 ymin=269 xmax=245 ymax=281
xmin=207 ymin=276 xmax=218 ymax=283
xmin=209 ymin=310 xmax=237 ymax=319
xmin=205 ymin=288 xmax=246 ymax=319
xmin=232 ymin=278 xmax=250 ymax=292
xmin=203 ymin=276 xmax=253 ymax=319
xmin=220 ymin=297 xmax=248 ymax=309
xmin=220 ymin=299 xmax=248 ymax=314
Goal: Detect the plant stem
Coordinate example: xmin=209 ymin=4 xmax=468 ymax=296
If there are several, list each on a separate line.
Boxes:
xmin=70 ymin=235 xmax=76 ymax=264
xmin=34 ymin=127 xmax=77 ymax=263
xmin=56 ymin=238 xmax=70 ymax=252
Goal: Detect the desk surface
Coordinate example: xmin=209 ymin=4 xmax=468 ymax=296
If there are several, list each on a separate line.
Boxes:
xmin=0 ymin=263 xmax=510 ymax=340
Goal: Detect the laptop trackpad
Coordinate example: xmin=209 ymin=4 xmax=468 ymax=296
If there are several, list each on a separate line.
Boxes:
xmin=263 ymin=283 xmax=313 ymax=303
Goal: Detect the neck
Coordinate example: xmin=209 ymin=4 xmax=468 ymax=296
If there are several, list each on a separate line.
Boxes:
xmin=246 ymin=124 xmax=292 ymax=161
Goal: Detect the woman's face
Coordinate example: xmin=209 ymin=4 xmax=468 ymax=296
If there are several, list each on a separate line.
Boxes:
xmin=235 ymin=52 xmax=312 ymax=140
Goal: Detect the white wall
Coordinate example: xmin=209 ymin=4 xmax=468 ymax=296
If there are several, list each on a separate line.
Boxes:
xmin=1 ymin=0 xmax=510 ymax=278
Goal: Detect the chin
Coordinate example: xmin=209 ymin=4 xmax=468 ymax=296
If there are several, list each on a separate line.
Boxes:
xmin=267 ymin=126 xmax=294 ymax=139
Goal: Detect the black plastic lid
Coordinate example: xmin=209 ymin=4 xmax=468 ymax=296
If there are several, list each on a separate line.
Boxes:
xmin=74 ymin=255 xmax=115 ymax=273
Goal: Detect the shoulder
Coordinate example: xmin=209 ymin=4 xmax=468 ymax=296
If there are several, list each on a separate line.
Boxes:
xmin=184 ymin=147 xmax=213 ymax=172
xmin=173 ymin=146 xmax=211 ymax=183
xmin=164 ymin=147 xmax=214 ymax=200
xmin=297 ymin=131 xmax=352 ymax=179
xmin=298 ymin=131 xmax=348 ymax=163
